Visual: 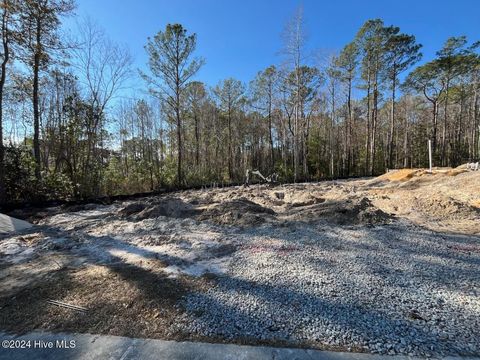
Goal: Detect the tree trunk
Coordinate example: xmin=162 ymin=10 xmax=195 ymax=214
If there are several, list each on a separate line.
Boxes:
xmin=388 ymin=73 xmax=396 ymax=169
xmin=0 ymin=3 xmax=10 ymax=204
xmin=268 ymin=92 xmax=274 ymax=170
xmin=33 ymin=33 xmax=42 ymax=182
xmin=432 ymin=100 xmax=438 ymax=158
xmin=303 ymin=113 xmax=310 ymax=178
xmin=441 ymin=79 xmax=450 ymax=165
xmin=403 ymin=98 xmax=409 ymax=168
xmin=364 ymin=68 xmax=371 ymax=175
xmin=346 ymin=76 xmax=352 ymax=175
xmin=175 ymin=39 xmax=183 ymax=186
xmin=370 ymin=83 xmax=378 ymax=176
xmin=330 ymin=82 xmax=335 ymax=177
xmin=176 ymin=102 xmax=182 ymax=185
xmin=474 ymin=83 xmax=479 ymax=159
xmin=194 ymin=111 xmax=199 ymax=166
xmin=227 ymin=104 xmax=233 ymax=180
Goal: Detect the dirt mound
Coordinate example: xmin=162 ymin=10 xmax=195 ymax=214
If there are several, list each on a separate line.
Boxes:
xmin=369 ymin=171 xmax=480 ymax=233
xmin=375 ymin=168 xmax=469 ymax=185
xmin=119 ymin=198 xmax=197 ymax=220
xmin=334 ymin=197 xmax=394 ymax=225
xmin=279 ymin=189 xmax=326 ymax=207
xmin=196 ymin=198 xmax=275 ymax=226
xmin=290 ymin=196 xmax=325 ymax=207
xmin=296 ymin=197 xmax=394 ymax=226
xmin=414 ymin=195 xmax=480 ymax=221
xmin=445 ymin=169 xmax=467 ymax=176
xmin=118 ymin=203 xmax=147 ymax=217
xmin=377 ymin=169 xmax=420 ymax=182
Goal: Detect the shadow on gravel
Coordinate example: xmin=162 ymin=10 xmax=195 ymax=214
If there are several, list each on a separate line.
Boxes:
xmin=182 ymin=274 xmax=446 ymax=350
xmin=0 ymin=225 xmax=199 ymax=339
xmin=1 ymin=211 xmax=479 ymax=356
xmin=180 ymin=220 xmax=480 ymax=355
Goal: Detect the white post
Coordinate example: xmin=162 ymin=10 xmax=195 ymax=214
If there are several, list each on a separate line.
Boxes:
xmin=428 ymin=139 xmax=432 ymax=173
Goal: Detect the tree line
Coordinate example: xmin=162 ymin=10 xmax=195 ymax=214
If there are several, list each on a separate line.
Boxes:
xmin=0 ymin=2 xmax=479 ymax=204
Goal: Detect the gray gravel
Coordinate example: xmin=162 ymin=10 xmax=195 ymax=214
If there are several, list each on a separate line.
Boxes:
xmin=173 ymin=221 xmax=480 ymax=357
xmin=4 ymin=181 xmax=479 ymax=357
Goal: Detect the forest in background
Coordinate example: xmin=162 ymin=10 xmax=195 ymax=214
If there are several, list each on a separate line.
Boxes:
xmin=0 ymin=0 xmax=479 ymax=204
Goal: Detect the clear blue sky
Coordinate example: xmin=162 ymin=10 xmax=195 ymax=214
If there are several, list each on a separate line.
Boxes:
xmin=66 ymin=0 xmax=480 ymax=88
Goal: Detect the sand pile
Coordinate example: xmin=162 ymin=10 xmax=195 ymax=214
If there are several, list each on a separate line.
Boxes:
xmin=376 ymin=167 xmax=469 ymax=184
xmin=413 ymin=195 xmax=480 ymax=221
xmin=196 ymin=198 xmax=275 ymax=226
xmin=284 ymin=191 xmax=325 ymax=207
xmin=376 ymin=169 xmax=420 ymax=182
xmin=119 ymin=198 xmax=197 ymax=220
xmin=349 ymin=197 xmax=394 ymax=225
xmin=290 ymin=196 xmax=394 ymax=226
xmin=370 ymin=169 xmax=480 ymax=233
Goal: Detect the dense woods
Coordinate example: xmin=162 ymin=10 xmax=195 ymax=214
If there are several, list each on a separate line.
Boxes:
xmin=0 ymin=2 xmax=479 ymax=204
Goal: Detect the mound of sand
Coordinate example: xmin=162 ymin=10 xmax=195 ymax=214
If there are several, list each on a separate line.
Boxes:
xmin=413 ymin=195 xmax=480 ymax=221
xmin=0 ymin=214 xmax=33 ymax=234
xmin=118 ymin=203 xmax=147 ymax=217
xmin=284 ymin=191 xmax=325 ymax=207
xmin=289 ymin=196 xmax=394 ymax=226
xmin=197 ymin=198 xmax=275 ymax=226
xmin=369 ymin=169 xmax=480 ymax=233
xmin=343 ymin=197 xmax=395 ymax=225
xmin=445 ymin=169 xmax=467 ymax=176
xmin=119 ymin=198 xmax=197 ymax=220
xmin=306 ymin=197 xmax=394 ymax=226
xmin=376 ymin=167 xmax=469 ymax=184
xmin=376 ymin=169 xmax=421 ymax=182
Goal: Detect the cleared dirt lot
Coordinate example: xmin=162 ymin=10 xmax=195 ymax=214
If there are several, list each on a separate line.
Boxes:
xmin=1 ymin=169 xmax=479 ymax=357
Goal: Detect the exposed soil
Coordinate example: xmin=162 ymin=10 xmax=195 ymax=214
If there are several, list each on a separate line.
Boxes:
xmin=369 ymin=168 xmax=480 ymax=234
xmin=196 ymin=198 xmax=276 ymax=226
xmin=0 ymin=263 xmax=211 ymax=339
xmin=0 ymin=168 xmax=479 ymax=356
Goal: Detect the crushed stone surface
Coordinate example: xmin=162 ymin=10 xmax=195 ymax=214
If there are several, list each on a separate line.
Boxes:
xmin=174 ymin=223 xmax=479 ymax=357
xmin=0 ymin=170 xmax=479 ymax=356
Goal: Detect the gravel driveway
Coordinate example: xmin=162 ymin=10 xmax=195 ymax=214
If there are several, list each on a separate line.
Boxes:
xmin=174 ymin=221 xmax=480 ymax=357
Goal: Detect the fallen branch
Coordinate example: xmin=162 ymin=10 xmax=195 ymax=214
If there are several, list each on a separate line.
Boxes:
xmin=47 ymin=300 xmax=87 ymax=312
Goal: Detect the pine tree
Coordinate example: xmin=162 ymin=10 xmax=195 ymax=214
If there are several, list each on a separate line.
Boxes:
xmin=142 ymin=24 xmax=204 ymax=186
xmin=383 ymin=29 xmax=422 ymax=168
xmin=16 ymin=0 xmax=75 ymax=182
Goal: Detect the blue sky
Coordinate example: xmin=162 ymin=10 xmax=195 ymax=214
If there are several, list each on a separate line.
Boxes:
xmin=66 ymin=0 xmax=480 ymax=88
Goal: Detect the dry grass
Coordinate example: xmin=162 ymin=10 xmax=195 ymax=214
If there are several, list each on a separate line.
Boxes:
xmin=0 ymin=263 xmax=210 ymax=339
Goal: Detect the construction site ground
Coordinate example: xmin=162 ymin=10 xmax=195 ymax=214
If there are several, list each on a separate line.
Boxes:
xmin=1 ymin=167 xmax=479 ymax=357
